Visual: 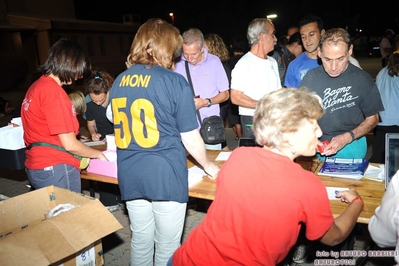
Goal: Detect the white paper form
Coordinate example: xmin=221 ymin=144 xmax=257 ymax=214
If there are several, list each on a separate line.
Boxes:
xmin=363 ymin=164 xmax=384 ymax=182
xmin=188 ymin=165 xmax=206 ymax=188
xmin=326 ymin=187 xmax=350 ymax=200
xmin=215 ymin=151 xmax=231 ymax=161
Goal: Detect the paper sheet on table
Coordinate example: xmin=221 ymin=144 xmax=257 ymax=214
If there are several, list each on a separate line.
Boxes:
xmin=188 ymin=166 xmax=206 ymax=188
xmin=103 ymin=151 xmax=117 ymax=162
xmin=215 ymin=151 xmax=232 ymax=161
xmin=326 ymin=187 xmax=349 ymax=200
xmin=363 ymin=164 xmax=384 ymax=182
xmin=84 ymin=140 xmax=105 ymax=146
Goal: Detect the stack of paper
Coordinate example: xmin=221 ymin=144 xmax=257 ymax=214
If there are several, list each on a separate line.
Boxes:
xmin=0 ymin=118 xmax=25 ymax=150
xmin=318 ymin=158 xmax=369 ymax=180
xmin=363 ymin=164 xmax=384 ymax=182
xmin=84 ymin=140 xmax=105 ymax=146
xmin=106 ymin=134 xmax=116 ymax=150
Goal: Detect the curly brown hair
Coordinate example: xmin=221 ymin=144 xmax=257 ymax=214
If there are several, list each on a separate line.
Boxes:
xmin=204 ymin=33 xmax=230 ymax=63
xmin=388 ymin=52 xmax=399 ymax=77
xmin=84 ymin=68 xmax=115 ymax=95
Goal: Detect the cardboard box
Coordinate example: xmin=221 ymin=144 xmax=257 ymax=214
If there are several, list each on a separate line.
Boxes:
xmin=0 ymin=185 xmax=123 ymax=265
xmin=0 ymin=147 xmax=26 ymax=170
xmin=87 ymin=150 xmax=117 ymax=178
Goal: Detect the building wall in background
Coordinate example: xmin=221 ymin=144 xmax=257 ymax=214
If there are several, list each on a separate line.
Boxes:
xmin=0 ymin=0 xmax=139 ymax=91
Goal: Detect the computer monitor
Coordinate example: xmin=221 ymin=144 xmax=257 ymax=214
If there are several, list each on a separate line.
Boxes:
xmin=385 ymin=133 xmax=399 ymax=189
xmin=238 ymin=138 xmax=262 ymax=147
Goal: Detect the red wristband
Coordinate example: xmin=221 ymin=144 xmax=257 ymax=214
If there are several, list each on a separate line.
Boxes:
xmin=351 ymin=196 xmax=364 ymax=211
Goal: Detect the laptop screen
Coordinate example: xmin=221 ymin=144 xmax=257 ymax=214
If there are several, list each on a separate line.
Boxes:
xmin=385 ymin=133 xmax=399 ymax=189
xmin=238 ymin=138 xmax=262 ymax=147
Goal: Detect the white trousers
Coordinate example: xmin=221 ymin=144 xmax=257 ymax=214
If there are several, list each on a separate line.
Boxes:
xmin=126 ymin=199 xmax=187 ymax=266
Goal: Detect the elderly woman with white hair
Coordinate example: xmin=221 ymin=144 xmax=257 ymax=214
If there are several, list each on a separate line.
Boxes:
xmin=170 ymin=87 xmax=363 ymax=266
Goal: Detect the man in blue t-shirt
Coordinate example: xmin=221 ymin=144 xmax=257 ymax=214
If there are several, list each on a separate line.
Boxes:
xmin=284 ymin=15 xmax=325 ymax=88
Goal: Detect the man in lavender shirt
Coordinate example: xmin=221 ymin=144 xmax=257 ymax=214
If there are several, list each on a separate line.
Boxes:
xmin=174 ymin=28 xmax=229 ymax=149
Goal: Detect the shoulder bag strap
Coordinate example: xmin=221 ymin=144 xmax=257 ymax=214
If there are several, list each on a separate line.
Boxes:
xmin=185 ymin=61 xmax=202 ymax=123
xmin=27 ymin=142 xmax=82 ymax=160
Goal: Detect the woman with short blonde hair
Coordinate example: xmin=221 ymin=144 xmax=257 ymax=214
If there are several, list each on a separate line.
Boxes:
xmin=253 ymin=87 xmax=324 ymax=148
xmin=68 ymin=90 xmax=86 ymax=115
xmin=171 ymin=88 xmax=363 ymax=265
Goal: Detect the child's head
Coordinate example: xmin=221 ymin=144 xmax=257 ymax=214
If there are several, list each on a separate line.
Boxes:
xmin=68 ymin=90 xmax=86 ymax=115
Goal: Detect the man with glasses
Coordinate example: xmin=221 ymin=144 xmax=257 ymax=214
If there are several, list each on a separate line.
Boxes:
xmin=174 ymin=28 xmax=229 ymax=150
xmin=230 ymin=18 xmax=281 ymax=138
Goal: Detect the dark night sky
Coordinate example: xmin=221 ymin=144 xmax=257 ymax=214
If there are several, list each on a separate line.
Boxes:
xmin=74 ymin=0 xmax=398 ymax=44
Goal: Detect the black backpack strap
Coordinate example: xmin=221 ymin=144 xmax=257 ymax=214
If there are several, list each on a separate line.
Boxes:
xmin=185 ymin=61 xmax=202 ymax=124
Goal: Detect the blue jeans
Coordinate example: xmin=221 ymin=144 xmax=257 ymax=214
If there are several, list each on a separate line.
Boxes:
xmin=126 ymin=199 xmax=187 ymax=266
xmin=167 ymin=255 xmax=173 ymax=266
xmin=25 ymin=163 xmax=81 ymax=192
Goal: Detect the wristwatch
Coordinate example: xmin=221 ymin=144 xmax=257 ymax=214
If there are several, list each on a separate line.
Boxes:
xmin=206 ymin=98 xmax=212 ymax=107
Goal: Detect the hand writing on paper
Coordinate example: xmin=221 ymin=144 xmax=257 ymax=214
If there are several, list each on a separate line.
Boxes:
xmin=335 ymin=189 xmax=360 ymax=204
xmin=91 ymin=125 xmax=102 ymax=141
xmin=91 ymin=132 xmax=102 ymax=141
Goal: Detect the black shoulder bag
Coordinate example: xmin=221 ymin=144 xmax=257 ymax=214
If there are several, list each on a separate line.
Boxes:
xmin=185 ymin=61 xmax=225 ymax=144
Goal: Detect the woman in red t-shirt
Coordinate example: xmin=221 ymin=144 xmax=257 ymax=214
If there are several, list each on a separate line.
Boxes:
xmin=170 ymin=88 xmax=364 ymax=265
xmin=21 ymin=38 xmax=107 ymax=192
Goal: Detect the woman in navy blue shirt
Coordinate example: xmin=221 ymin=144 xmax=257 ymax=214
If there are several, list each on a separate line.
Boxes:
xmin=108 ymin=18 xmax=219 ymax=266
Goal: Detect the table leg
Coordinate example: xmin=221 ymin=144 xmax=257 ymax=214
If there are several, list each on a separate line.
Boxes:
xmin=89 ymin=180 xmax=95 ymax=197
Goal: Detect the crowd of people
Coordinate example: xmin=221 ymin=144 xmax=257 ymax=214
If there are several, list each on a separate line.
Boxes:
xmin=19 ymin=11 xmax=399 ymax=266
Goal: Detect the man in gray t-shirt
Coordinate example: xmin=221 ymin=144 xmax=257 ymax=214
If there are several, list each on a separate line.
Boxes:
xmin=300 ymin=28 xmax=384 ymax=159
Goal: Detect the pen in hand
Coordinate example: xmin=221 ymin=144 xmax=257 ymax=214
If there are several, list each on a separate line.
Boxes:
xmin=92 ymin=125 xmax=102 ymax=141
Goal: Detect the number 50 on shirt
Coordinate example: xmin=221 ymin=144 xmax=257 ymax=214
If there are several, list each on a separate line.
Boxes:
xmin=111 ymin=97 xmax=160 ymax=149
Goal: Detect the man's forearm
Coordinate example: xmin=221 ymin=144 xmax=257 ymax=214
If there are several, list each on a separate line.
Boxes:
xmin=231 ymin=89 xmax=257 ymax=109
xmin=208 ymin=90 xmax=229 ymax=105
xmin=352 ymin=114 xmax=379 ymax=139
